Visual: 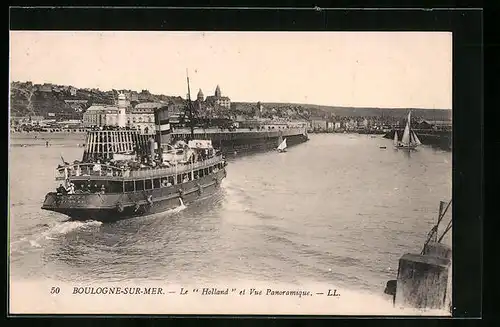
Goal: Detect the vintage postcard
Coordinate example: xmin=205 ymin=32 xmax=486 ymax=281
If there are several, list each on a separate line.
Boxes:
xmin=9 ymin=30 xmax=452 ymax=316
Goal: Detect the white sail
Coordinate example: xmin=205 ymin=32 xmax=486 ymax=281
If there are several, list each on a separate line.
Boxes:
xmin=401 ymin=111 xmax=411 ymax=146
xmin=393 ymin=131 xmax=399 ymax=146
xmin=412 ymin=131 xmax=422 ymax=146
xmin=277 ymin=138 xmax=287 ymax=151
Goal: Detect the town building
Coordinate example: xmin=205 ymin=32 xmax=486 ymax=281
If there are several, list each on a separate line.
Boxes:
xmin=419 ymin=120 xmax=452 ymax=131
xmin=82 ymin=92 xmax=129 ymax=128
xmin=311 ymin=118 xmax=327 ymax=131
xmin=127 ymin=102 xmax=162 ymax=134
xmin=326 ymin=122 xmax=335 ymax=131
xmin=39 ymin=84 xmax=53 ymax=92
xmin=129 ymin=91 xmax=139 ymax=102
xmin=83 ymin=105 xmax=120 ymax=127
xmin=204 ymin=85 xmax=231 ymax=109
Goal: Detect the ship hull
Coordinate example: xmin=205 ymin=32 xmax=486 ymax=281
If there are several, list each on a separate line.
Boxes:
xmin=41 ymin=169 xmax=226 ymax=222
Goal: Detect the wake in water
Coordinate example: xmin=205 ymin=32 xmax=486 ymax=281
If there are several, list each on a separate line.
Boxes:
xmin=221 ymin=179 xmax=250 ymax=213
xmin=110 ymin=198 xmax=187 ymax=248
xmin=10 ymin=220 xmax=103 ymax=252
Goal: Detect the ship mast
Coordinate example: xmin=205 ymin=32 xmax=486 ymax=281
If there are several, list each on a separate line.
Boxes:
xmin=186 ymin=69 xmax=195 ymax=140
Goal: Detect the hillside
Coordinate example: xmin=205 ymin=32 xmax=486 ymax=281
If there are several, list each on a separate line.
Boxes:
xmin=232 ymin=101 xmax=452 ymax=121
xmin=10 ymin=81 xmax=452 ymax=121
xmin=9 ymin=81 xmax=181 ymax=119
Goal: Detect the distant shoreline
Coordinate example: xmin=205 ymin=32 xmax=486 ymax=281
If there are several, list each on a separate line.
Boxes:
xmin=9 ymin=131 xmax=86 ymax=147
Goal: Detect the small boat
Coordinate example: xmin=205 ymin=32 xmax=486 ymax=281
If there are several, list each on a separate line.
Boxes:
xmin=277 ymin=138 xmax=287 ymax=153
xmin=379 ymin=146 xmax=387 ymax=149
xmin=394 ymin=111 xmax=421 ymax=151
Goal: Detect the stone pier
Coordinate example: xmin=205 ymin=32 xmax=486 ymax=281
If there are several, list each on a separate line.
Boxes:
xmin=395 ymin=243 xmax=451 ymax=310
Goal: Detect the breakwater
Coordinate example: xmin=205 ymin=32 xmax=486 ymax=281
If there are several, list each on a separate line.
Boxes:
xmin=171 ymin=128 xmax=309 ymax=155
xmin=384 ymin=129 xmax=452 ymax=151
xmin=10 ymin=128 xmax=309 ymax=154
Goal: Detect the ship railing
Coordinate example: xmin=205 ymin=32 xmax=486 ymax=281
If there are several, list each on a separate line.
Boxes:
xmin=55 ymin=156 xmax=224 ymax=180
xmin=56 ymin=163 xmax=126 ymax=180
xmin=128 ymin=155 xmax=223 ymax=179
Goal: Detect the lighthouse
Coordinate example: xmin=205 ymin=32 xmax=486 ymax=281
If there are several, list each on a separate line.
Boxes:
xmin=117 ymin=92 xmax=127 ymax=128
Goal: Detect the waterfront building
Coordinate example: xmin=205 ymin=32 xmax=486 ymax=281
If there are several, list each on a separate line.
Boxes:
xmin=82 ymin=92 xmax=131 ymax=129
xmin=327 ymin=122 xmax=335 ymax=131
xmin=311 ymin=118 xmax=327 ymax=131
xmin=83 ymin=105 xmax=120 ymax=127
xmin=421 ymin=120 xmax=452 ymax=131
xmin=127 ymin=102 xmax=162 ymax=135
xmin=260 ymin=121 xmax=290 ymax=130
xmin=57 ymin=119 xmax=83 ymax=129
xmin=10 ymin=116 xmax=28 ymax=127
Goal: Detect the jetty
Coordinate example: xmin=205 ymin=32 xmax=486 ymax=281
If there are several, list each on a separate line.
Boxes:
xmin=170 ymin=127 xmax=308 ymax=155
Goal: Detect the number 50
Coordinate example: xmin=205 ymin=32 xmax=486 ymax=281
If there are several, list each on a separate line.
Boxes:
xmin=50 ymin=287 xmax=60 ymax=294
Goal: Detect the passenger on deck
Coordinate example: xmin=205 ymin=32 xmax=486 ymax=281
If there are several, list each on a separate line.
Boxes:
xmin=100 ymin=185 xmax=106 ymax=194
xmin=183 ymin=174 xmax=189 ymax=183
xmin=56 ymin=184 xmax=67 ymax=195
xmin=93 ymin=160 xmax=102 ymax=175
xmin=67 ymin=182 xmax=75 ymax=194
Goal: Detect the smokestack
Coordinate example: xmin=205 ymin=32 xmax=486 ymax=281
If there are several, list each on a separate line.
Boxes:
xmin=154 ymin=106 xmax=172 ymax=148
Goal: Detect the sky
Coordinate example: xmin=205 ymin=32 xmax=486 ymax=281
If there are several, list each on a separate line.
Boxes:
xmin=10 ymin=31 xmax=452 ymax=109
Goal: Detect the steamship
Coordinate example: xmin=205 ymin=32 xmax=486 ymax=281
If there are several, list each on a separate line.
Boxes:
xmin=41 ymin=75 xmax=227 ymax=222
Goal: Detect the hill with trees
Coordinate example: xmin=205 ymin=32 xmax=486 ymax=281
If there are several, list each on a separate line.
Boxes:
xmin=10 ymin=81 xmax=452 ymax=122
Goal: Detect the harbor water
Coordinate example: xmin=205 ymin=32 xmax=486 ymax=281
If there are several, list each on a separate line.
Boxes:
xmin=9 ymin=133 xmax=452 ymax=314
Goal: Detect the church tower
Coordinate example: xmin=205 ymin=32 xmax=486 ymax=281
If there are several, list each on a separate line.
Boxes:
xmin=215 ymin=85 xmax=221 ymax=98
xmin=197 ymin=88 xmax=204 ymax=101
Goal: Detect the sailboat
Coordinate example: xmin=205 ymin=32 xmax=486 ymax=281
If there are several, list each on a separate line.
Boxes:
xmin=395 ymin=111 xmax=421 ymax=150
xmin=277 ymin=138 xmax=287 ymax=153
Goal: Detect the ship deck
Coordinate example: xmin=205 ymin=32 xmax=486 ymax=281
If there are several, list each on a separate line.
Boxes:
xmin=57 ymin=155 xmax=225 ymax=181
